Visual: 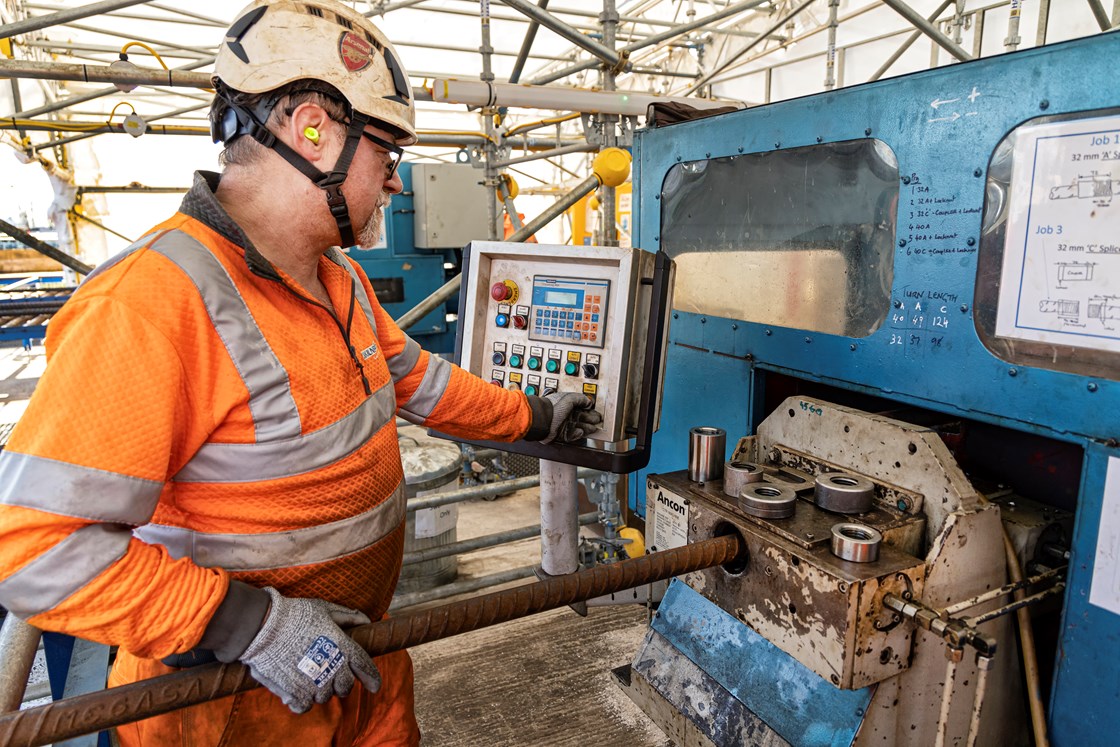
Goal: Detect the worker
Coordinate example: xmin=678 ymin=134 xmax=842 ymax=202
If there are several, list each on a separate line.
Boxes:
xmin=0 ymin=1 xmax=600 ymax=745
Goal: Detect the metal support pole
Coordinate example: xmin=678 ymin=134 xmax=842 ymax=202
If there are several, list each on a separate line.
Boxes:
xmin=685 ymin=0 xmax=815 ymax=95
xmin=31 ymin=103 xmax=208 ymax=152
xmin=509 ymin=0 xmax=548 ymax=83
xmin=395 ymin=173 xmax=600 ymax=331
xmin=824 ymin=0 xmax=840 ymax=90
xmin=598 ymin=0 xmax=619 ymax=248
xmin=407 ymin=468 xmax=597 ymax=513
xmin=0 ymin=535 xmax=743 ymax=746
xmin=1087 ymin=0 xmax=1111 ymax=30
xmin=1036 ymin=0 xmax=1051 ymax=45
xmin=0 ymin=217 xmax=94 ymax=275
xmin=0 ymin=616 xmax=41 ymax=713
xmin=498 ymin=0 xmax=625 ymax=69
xmin=478 ymin=1 xmax=501 ymax=240
xmin=1005 ymin=0 xmax=1024 ymax=50
xmin=402 ymin=512 xmax=598 ymax=566
xmin=498 ymin=179 xmax=524 ymax=232
xmin=531 ymin=0 xmax=768 ymax=86
xmin=492 ymin=142 xmax=596 ymax=169
xmin=0 ymin=0 xmax=153 ymax=40
xmin=0 ymin=59 xmax=211 ymax=90
xmin=880 ymin=0 xmax=973 ymax=62
xmin=951 ymin=0 xmax=966 ymax=44
xmin=540 ymin=460 xmax=579 ymax=576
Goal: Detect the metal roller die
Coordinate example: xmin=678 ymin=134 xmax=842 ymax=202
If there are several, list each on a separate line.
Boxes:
xmin=830 ymin=523 xmax=882 ymax=563
xmin=723 ymin=460 xmax=764 ymax=498
xmin=814 ymin=472 xmax=875 ymax=514
xmin=688 ymin=426 xmax=726 ymax=483
xmin=738 ymin=483 xmax=797 ymax=519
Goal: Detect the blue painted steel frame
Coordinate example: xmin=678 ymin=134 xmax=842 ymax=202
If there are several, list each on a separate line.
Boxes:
xmin=631 ymin=32 xmax=1120 ymax=746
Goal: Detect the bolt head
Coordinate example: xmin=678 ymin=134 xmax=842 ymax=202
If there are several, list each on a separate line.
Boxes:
xmin=974 ymin=168 xmax=983 ymax=177
xmin=1009 ymin=367 xmax=1018 ymax=377
xmin=898 ymin=239 xmax=907 ymax=247
xmin=1040 ymin=99 xmax=1050 ymax=110
xmin=865 ymin=127 xmax=872 ymax=136
xmin=967 ymin=237 xmax=976 ymax=246
xmin=1088 ymin=382 xmax=1099 ymax=392
xmin=960 ymin=304 xmax=969 ymax=312
xmin=901 ymin=175 xmax=911 ymax=185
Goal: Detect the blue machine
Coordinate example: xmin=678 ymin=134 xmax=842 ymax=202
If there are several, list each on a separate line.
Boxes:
xmin=349 ymin=162 xmax=462 ymax=354
xmin=625 ymin=31 xmax=1120 ymax=747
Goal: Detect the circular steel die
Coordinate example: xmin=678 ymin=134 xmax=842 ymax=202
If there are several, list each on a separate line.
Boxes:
xmin=738 ymin=483 xmax=797 ymax=519
xmin=815 ymin=472 xmax=875 ymax=514
xmin=723 ymin=460 xmax=764 ymax=498
xmin=688 ymin=426 xmax=726 ymax=483
xmin=831 ymin=523 xmax=882 ymax=563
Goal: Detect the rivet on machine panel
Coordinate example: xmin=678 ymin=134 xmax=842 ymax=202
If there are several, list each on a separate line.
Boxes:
xmin=865 ymin=128 xmax=872 ymax=136
xmin=849 ymin=344 xmax=857 ymax=351
xmin=774 ymin=141 xmax=781 ymax=148
xmin=960 ymin=304 xmax=969 ymax=312
xmin=738 ymin=146 xmax=744 ymax=153
xmin=974 ymin=168 xmax=983 ymax=177
xmin=1008 ymin=368 xmax=1018 ymax=377
xmin=1039 ymin=99 xmax=1050 ymax=110
xmin=898 ymin=239 xmax=907 ymax=247
xmin=967 ymin=237 xmax=976 ymax=246
xmin=901 ymin=175 xmax=911 ymax=185
xmin=1088 ymin=382 xmax=1099 ymax=392
xmin=732 ymin=323 xmax=739 ymax=331
xmin=816 ymin=136 xmax=823 ymax=143
xmin=700 ymin=317 xmax=707 ymax=324
xmin=765 ymin=329 xmax=772 ymax=336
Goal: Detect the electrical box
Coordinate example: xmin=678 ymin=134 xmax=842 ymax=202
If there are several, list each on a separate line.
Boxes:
xmin=412 ymin=164 xmax=489 ymax=249
xmin=453 ymin=241 xmax=673 ymax=472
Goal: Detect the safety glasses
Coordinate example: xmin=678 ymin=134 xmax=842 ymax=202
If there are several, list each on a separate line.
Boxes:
xmin=360 ymin=130 xmax=403 ymax=181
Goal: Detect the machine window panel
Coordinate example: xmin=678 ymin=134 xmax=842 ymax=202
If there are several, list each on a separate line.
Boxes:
xmin=974 ymin=108 xmax=1120 ymax=381
xmin=658 ymin=139 xmax=898 ymax=338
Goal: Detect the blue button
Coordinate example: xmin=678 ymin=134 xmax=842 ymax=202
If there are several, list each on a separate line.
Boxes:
xmin=575 ymin=313 xmax=583 ymax=321
xmin=567 ymin=321 xmax=573 ymax=329
xmin=592 ymin=314 xmax=599 ymax=322
xmin=496 ymin=313 xmax=509 ymax=328
xmin=536 ymin=309 xmax=542 ymax=316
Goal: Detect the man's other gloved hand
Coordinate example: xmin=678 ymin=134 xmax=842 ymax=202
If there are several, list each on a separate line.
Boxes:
xmin=542 ymin=391 xmax=602 ymax=444
xmin=238 ymin=587 xmax=381 ymax=714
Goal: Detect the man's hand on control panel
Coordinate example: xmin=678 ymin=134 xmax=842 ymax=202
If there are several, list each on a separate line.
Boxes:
xmin=525 ymin=392 xmax=603 ymax=444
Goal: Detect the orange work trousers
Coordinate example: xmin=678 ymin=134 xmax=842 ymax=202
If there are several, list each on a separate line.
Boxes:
xmin=109 ymin=648 xmax=420 ymax=746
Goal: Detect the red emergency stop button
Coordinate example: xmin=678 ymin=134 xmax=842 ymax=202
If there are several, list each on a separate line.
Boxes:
xmin=512 ymin=314 xmax=528 ymax=330
xmin=491 ymin=282 xmax=511 ymax=301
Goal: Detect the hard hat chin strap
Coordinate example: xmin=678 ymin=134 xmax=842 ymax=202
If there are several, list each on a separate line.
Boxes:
xmin=216 ymin=91 xmax=368 ymax=248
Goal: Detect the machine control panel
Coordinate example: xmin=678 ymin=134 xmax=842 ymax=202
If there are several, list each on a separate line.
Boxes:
xmin=455 ymin=241 xmax=672 ymax=460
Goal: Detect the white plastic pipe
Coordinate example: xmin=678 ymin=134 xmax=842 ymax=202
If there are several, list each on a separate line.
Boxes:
xmin=430 ymin=78 xmax=740 ymax=116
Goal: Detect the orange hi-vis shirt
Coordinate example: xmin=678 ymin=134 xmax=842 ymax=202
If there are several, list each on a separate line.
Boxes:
xmin=0 ymin=172 xmax=533 ymax=660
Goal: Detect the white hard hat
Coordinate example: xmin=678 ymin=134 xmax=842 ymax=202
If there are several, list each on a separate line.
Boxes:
xmin=213 ymin=0 xmax=416 ymax=145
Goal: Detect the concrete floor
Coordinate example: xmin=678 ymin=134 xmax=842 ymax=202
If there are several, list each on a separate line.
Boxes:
xmin=400 ymin=469 xmax=672 ymax=746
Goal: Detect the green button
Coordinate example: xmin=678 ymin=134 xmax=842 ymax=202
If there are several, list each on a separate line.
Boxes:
xmin=528 ymin=356 xmax=541 ymax=370
xmin=546 ymin=359 xmax=560 ymax=373
xmin=525 ymin=385 xmax=538 ymax=396
xmin=509 ymin=354 xmax=523 ymax=368
xmin=564 ymin=361 xmax=578 ymax=376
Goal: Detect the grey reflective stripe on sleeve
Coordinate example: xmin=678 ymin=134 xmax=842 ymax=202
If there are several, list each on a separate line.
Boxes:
xmin=80 ymin=231 xmax=162 ymax=284
xmin=325 ymin=248 xmax=378 ymax=337
xmin=148 ymin=232 xmax=301 ymax=442
xmin=400 ymin=354 xmax=452 ymax=422
xmin=0 ymin=451 xmax=163 ymax=525
xmin=386 ymin=336 xmax=422 ymax=382
xmin=134 ymin=482 xmax=406 ymax=571
xmin=175 ymin=379 xmax=396 ymax=483
xmin=0 ymin=524 xmax=131 ymax=618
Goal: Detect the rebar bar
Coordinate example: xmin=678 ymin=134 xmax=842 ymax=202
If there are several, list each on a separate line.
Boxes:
xmin=0 ymin=534 xmax=740 ymax=746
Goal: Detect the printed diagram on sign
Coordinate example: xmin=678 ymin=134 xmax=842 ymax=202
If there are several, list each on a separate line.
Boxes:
xmin=1049 ymin=171 xmax=1119 ymax=206
xmin=995 ymin=115 xmax=1120 ymax=354
xmin=1088 ymin=296 xmax=1120 ymax=331
xmin=1055 ymin=261 xmax=1095 ymax=288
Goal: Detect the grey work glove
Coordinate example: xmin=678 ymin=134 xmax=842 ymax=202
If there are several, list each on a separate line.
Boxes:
xmin=541 ymin=391 xmax=603 ymax=444
xmin=238 ymin=587 xmax=381 ymax=714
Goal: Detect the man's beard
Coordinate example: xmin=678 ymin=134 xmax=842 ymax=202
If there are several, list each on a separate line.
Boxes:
xmin=356 ymin=198 xmax=389 ymax=249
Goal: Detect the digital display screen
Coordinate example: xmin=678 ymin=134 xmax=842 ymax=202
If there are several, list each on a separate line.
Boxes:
xmin=544 ymin=290 xmax=579 ymax=306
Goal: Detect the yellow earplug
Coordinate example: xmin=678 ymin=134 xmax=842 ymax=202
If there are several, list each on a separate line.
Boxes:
xmin=303 ymin=126 xmax=319 ymax=144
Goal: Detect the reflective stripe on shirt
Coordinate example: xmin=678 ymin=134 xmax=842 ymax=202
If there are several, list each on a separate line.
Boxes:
xmin=147 ymin=232 xmax=302 ymax=442
xmin=386 ymin=336 xmax=422 ymax=382
xmin=175 ymin=379 xmax=397 ymax=483
xmin=0 ymin=451 xmax=162 ymax=525
xmin=400 ymin=354 xmax=452 ymax=422
xmin=0 ymin=524 xmax=130 ymax=617
xmin=134 ymin=481 xmax=406 ymax=571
